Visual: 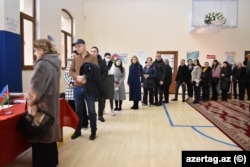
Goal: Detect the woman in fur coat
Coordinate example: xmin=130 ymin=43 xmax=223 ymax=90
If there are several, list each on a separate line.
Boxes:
xmin=25 ymin=39 xmax=61 ymax=167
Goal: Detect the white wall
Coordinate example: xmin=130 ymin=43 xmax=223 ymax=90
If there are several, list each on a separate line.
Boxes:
xmin=21 ymin=0 xmax=250 ymax=93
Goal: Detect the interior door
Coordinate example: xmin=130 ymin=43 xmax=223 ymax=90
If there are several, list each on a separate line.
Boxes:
xmin=157 ymin=51 xmax=178 ymax=94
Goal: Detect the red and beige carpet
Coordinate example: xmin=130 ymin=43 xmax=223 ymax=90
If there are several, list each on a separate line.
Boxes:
xmin=187 ymin=100 xmax=250 ymax=151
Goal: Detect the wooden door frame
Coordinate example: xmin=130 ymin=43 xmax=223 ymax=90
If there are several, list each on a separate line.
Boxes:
xmin=157 ymin=51 xmax=178 ymax=94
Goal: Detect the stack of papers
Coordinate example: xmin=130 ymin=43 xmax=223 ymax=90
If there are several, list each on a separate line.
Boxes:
xmin=13 ymin=100 xmax=26 ymax=104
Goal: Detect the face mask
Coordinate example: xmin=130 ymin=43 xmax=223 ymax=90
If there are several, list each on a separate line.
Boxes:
xmin=105 ymin=58 xmax=111 ymax=62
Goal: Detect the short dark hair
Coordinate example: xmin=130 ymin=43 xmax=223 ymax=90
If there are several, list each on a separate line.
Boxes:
xmin=91 ymin=46 xmax=99 ymax=53
xmin=104 ymin=52 xmax=111 ymax=57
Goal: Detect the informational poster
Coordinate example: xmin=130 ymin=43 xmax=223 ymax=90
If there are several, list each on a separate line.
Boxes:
xmin=187 ymin=51 xmax=199 ymax=60
xmin=206 ymin=54 xmax=216 ymax=59
xmin=111 ymin=53 xmax=128 ymax=64
xmin=161 ymin=54 xmax=174 ymax=73
xmin=225 ymin=52 xmax=236 ymax=65
xmin=137 ymin=51 xmax=148 ymax=65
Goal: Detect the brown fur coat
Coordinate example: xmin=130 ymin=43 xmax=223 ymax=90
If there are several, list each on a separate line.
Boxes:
xmin=26 ymin=54 xmax=61 ymax=143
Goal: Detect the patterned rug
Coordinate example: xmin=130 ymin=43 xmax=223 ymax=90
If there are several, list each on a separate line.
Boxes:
xmin=187 ymin=100 xmax=250 ymax=151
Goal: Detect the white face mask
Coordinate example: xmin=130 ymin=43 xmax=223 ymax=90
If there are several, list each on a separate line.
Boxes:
xmin=105 ymin=57 xmax=111 ymax=62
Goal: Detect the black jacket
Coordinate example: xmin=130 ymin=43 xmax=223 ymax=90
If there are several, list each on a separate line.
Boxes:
xmin=79 ymin=62 xmax=105 ymax=98
xmin=164 ymin=64 xmax=172 ymax=85
xmin=175 ymin=65 xmax=188 ymax=83
xmin=97 ymin=55 xmax=108 ymax=82
xmin=153 ymin=59 xmax=167 ymax=81
xmin=201 ymin=66 xmax=212 ymax=86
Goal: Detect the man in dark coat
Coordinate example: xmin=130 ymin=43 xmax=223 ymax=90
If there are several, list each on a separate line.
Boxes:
xmin=163 ymin=59 xmax=172 ymax=103
xmin=90 ymin=47 xmax=108 ymax=122
xmin=152 ymin=53 xmax=167 ymax=106
xmin=171 ymin=59 xmax=188 ymax=102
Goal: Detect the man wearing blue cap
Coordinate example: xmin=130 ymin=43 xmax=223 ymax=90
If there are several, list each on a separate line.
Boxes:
xmin=70 ymin=38 xmax=99 ymax=140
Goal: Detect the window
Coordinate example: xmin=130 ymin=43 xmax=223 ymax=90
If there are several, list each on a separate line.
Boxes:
xmin=20 ymin=0 xmax=36 ymax=69
xmin=61 ymin=9 xmax=73 ymax=68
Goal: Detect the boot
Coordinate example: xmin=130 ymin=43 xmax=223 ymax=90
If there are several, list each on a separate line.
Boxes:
xmin=133 ymin=100 xmax=139 ymax=110
xmin=118 ymin=100 xmax=122 ymax=111
xmin=89 ymin=130 xmax=96 ymax=140
xmin=114 ymin=100 xmax=118 ymax=111
xmin=130 ymin=101 xmax=135 ymax=109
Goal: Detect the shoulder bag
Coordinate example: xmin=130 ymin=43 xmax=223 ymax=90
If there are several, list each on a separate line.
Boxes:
xmin=16 ymin=101 xmax=54 ymax=137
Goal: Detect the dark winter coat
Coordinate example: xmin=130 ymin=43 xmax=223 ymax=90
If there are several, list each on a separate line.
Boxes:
xmin=128 ymin=63 xmax=143 ymax=101
xmin=141 ymin=65 xmax=157 ymax=88
xmin=164 ymin=64 xmax=172 ymax=85
xmin=152 ymin=59 xmax=166 ymax=81
xmin=79 ymin=62 xmax=105 ymax=98
xmin=97 ymin=55 xmax=108 ymax=82
xmin=201 ymin=66 xmax=212 ymax=86
xmin=175 ymin=65 xmax=188 ymax=83
xmin=220 ymin=66 xmax=232 ymax=91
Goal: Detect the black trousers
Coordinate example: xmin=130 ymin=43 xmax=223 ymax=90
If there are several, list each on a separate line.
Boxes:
xmin=143 ymin=87 xmax=154 ymax=105
xmin=193 ymin=84 xmax=201 ymax=103
xmin=186 ymin=81 xmax=193 ymax=98
xmin=211 ymin=78 xmax=219 ymax=100
xmin=68 ymin=100 xmax=75 ymax=111
xmin=98 ymin=97 xmax=105 ymax=117
xmin=202 ymin=85 xmax=210 ymax=101
xmin=163 ymin=83 xmax=171 ymax=103
xmin=32 ymin=142 xmax=58 ymax=167
xmin=154 ymin=81 xmax=164 ymax=104
xmin=232 ymin=80 xmax=238 ymax=98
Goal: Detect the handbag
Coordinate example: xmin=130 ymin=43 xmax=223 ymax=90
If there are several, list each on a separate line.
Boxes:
xmin=16 ymin=101 xmax=54 ymax=137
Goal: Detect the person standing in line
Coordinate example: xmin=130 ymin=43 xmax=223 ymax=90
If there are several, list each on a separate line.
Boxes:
xmin=64 ymin=50 xmax=89 ymax=128
xmin=69 ymin=39 xmax=99 ymax=140
xmin=90 ymin=46 xmax=108 ymax=122
xmin=171 ymin=59 xmax=188 ymax=102
xmin=232 ymin=62 xmax=242 ymax=99
xmin=186 ymin=59 xmax=194 ymax=100
xmin=238 ymin=60 xmax=248 ymax=100
xmin=25 ymin=39 xmax=61 ymax=167
xmin=64 ymin=50 xmax=78 ymax=111
xmin=163 ymin=59 xmax=172 ymax=103
xmin=191 ymin=59 xmax=202 ymax=104
xmin=152 ymin=53 xmax=167 ymax=106
xmin=211 ymin=59 xmax=221 ymax=101
xmin=114 ymin=59 xmax=126 ymax=111
xmin=103 ymin=53 xmax=116 ymax=115
xmin=220 ymin=61 xmax=232 ymax=101
xmin=201 ymin=62 xmax=212 ymax=101
xmin=141 ymin=57 xmax=157 ymax=106
xmin=127 ymin=55 xmax=143 ymax=110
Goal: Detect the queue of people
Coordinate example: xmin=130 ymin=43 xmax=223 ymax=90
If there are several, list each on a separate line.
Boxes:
xmin=24 ymin=38 xmax=250 ymax=167
xmin=64 ymin=38 xmax=250 ymax=144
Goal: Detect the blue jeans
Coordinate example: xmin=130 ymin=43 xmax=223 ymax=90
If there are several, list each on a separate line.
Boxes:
xmin=74 ymin=86 xmax=97 ymax=133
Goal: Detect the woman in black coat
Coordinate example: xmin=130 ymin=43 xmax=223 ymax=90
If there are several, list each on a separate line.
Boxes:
xmin=141 ymin=57 xmax=157 ymax=106
xmin=201 ymin=62 xmax=212 ymax=101
xmin=127 ymin=55 xmax=143 ymax=110
xmin=220 ymin=61 xmax=232 ymax=101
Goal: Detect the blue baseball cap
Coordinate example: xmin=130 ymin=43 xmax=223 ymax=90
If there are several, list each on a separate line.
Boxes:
xmin=72 ymin=39 xmax=85 ymax=46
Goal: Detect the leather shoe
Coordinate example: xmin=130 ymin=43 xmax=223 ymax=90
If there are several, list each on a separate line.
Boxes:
xmin=71 ymin=131 xmax=81 ymax=139
xmin=98 ymin=117 xmax=105 ymax=122
xmin=89 ymin=132 xmax=96 ymax=140
xmin=171 ymin=98 xmax=177 ymax=101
